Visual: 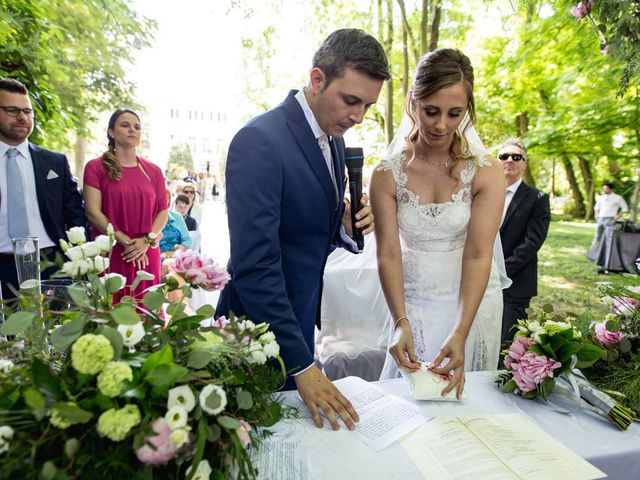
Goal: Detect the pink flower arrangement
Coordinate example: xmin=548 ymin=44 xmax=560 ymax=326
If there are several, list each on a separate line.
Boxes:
xmin=136 ymin=417 xmax=178 ymax=465
xmin=504 ymin=336 xmax=536 ymax=370
xmin=511 ymin=352 xmax=562 ymax=393
xmin=594 ymin=322 xmax=625 ymax=347
xmin=571 ymin=1 xmax=593 ymax=19
xmin=172 ymin=250 xmax=230 ymax=291
xmin=611 ymin=295 xmax=640 ymax=317
xmin=235 ymin=420 xmax=252 ymax=449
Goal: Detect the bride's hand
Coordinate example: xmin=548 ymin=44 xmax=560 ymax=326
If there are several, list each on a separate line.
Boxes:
xmin=429 ymin=332 xmax=467 ymax=399
xmin=388 ymin=318 xmax=421 ymax=372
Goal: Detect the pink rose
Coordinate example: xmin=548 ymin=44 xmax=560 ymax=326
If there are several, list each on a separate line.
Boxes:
xmin=511 ymin=352 xmax=561 ymax=393
xmin=594 ymin=322 xmax=625 ymax=347
xmin=172 ymin=250 xmax=203 ymax=274
xmin=135 ymin=417 xmax=178 ymax=465
xmin=504 ymin=336 xmax=535 ymax=370
xmin=235 ymin=420 xmax=252 ymax=449
xmin=571 ymin=1 xmax=593 ymax=18
xmin=611 ymin=296 xmax=639 ymax=317
xmin=201 ymin=264 xmax=231 ymax=291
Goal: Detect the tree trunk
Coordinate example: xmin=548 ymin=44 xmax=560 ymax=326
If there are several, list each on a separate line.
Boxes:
xmin=606 ymin=157 xmax=622 ymax=178
xmin=562 ymin=156 xmax=586 ymax=218
xmin=75 ymin=133 xmax=87 ymax=181
xmin=578 ymin=156 xmax=596 ymax=220
xmin=384 ymin=0 xmax=394 ymax=145
xmin=420 ymin=0 xmax=429 ymax=55
xmin=551 ymin=157 xmax=556 ymax=197
xmin=402 ymin=24 xmax=409 ymax=98
xmin=428 ymin=1 xmax=441 ymax=51
xmin=514 ymin=111 xmax=536 ymax=188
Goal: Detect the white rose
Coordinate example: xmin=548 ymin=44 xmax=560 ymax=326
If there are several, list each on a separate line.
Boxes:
xmin=248 ymin=342 xmax=267 ymax=365
xmin=91 ymin=256 xmax=109 ymax=274
xmin=167 ymin=385 xmax=196 ymax=412
xmin=0 ymin=359 xmax=14 ymax=374
xmin=186 ymin=460 xmax=212 ymax=480
xmin=94 ymin=235 xmax=114 ymax=253
xmin=100 ymin=273 xmax=126 ymax=292
xmin=106 ymin=223 xmax=115 ymax=235
xmin=165 ymin=406 xmax=188 ymax=430
xmin=170 ymin=428 xmax=190 ymax=448
xmin=0 ymin=425 xmax=14 ymax=454
xmin=66 ymin=227 xmax=86 ymax=245
xmin=59 ymin=239 xmax=70 ymax=252
xmin=117 ymin=322 xmax=145 ymax=347
xmin=80 ymin=241 xmax=101 ymax=258
xmin=199 ymin=384 xmax=227 ymax=415
xmin=65 ymin=246 xmax=84 ymax=261
xmin=259 ymin=331 xmax=276 ymax=344
xmin=262 ymin=341 xmax=280 ymax=359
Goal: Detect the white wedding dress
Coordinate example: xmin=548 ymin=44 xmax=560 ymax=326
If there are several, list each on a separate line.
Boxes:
xmin=379 ymin=151 xmax=503 ymax=379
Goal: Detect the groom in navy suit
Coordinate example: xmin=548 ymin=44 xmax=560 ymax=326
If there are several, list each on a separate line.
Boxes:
xmin=0 ymin=77 xmax=85 ymax=299
xmin=216 ymin=29 xmax=390 ymax=430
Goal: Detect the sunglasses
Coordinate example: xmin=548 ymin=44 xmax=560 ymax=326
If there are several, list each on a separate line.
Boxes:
xmin=183 ymin=190 xmax=195 ymax=194
xmin=498 ymin=153 xmax=525 ymax=162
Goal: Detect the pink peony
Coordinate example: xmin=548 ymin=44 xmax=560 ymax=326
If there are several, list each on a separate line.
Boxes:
xmin=504 ymin=336 xmax=535 ymax=370
xmin=135 ymin=417 xmax=178 ymax=465
xmin=594 ymin=322 xmax=625 ymax=347
xmin=571 ymin=1 xmax=593 ymax=18
xmin=235 ymin=420 xmax=252 ymax=449
xmin=511 ymin=352 xmax=561 ymax=393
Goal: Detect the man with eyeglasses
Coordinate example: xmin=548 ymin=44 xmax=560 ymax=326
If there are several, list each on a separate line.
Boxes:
xmin=498 ymin=138 xmax=551 ymax=349
xmin=0 ymin=77 xmax=85 ymax=299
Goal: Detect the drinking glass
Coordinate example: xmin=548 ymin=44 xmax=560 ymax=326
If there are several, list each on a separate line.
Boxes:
xmin=12 ymin=237 xmax=40 ymax=289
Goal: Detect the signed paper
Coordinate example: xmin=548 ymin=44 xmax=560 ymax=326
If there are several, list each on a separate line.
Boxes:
xmin=401 ymin=413 xmax=606 ymax=480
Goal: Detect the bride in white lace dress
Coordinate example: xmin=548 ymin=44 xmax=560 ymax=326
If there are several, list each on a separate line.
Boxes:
xmin=371 ymin=49 xmax=506 ymax=397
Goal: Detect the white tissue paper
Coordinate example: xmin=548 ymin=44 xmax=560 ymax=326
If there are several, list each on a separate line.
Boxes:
xmin=403 ymin=363 xmax=469 ymax=401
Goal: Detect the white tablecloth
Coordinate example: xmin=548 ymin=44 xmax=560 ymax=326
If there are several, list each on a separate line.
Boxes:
xmin=277 ymin=371 xmax=640 ymax=480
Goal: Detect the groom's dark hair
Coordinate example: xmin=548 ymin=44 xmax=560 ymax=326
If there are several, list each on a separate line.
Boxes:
xmin=312 ymin=29 xmax=390 ymax=88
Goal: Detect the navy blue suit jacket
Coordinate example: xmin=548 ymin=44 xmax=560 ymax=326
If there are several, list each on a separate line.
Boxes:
xmin=216 ymin=91 xmax=351 ymax=383
xmin=28 ymin=143 xmax=86 ymax=247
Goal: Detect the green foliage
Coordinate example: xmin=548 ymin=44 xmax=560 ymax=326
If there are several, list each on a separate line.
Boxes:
xmin=0 ymin=0 xmax=155 ymax=149
xmin=167 ymin=143 xmax=195 ymax=177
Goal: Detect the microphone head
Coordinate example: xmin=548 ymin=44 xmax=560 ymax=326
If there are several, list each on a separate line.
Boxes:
xmin=344 ymin=147 xmax=364 ymax=168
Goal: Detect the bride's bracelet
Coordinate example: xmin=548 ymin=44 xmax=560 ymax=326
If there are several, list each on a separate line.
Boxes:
xmin=394 ymin=315 xmax=409 ymax=327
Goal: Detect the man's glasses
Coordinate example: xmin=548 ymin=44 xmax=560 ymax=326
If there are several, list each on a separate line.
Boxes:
xmin=183 ymin=190 xmax=195 ymax=194
xmin=0 ymin=106 xmax=35 ymax=118
xmin=498 ymin=153 xmax=525 ymax=162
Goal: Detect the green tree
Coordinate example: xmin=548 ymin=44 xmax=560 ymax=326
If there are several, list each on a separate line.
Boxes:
xmin=167 ymin=143 xmax=194 ymax=178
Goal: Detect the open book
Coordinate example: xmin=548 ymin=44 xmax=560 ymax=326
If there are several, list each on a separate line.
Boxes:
xmin=401 ymin=413 xmax=606 ymax=480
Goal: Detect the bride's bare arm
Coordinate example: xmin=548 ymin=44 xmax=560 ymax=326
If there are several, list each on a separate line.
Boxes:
xmin=431 ymin=157 xmax=505 ymax=396
xmin=370 ymin=165 xmax=421 ymax=371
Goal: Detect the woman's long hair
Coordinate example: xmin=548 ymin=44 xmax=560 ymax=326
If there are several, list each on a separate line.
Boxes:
xmin=102 ymin=108 xmax=140 ymax=180
xmin=404 ymin=49 xmax=477 ymax=177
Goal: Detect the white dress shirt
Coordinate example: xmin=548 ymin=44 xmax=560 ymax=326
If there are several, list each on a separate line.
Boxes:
xmin=501 ymin=178 xmax=523 ymax=226
xmin=0 ymin=140 xmax=55 ymax=253
xmin=594 ymin=192 xmax=628 ymax=218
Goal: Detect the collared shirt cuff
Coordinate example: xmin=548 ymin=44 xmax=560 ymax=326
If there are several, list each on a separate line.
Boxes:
xmin=340 ymin=225 xmax=360 ymax=252
xmin=292 ymin=362 xmax=315 ymax=376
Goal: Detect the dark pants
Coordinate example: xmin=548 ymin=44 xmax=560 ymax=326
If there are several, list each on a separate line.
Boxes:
xmin=501 ymin=295 xmax=531 ymax=349
xmin=0 ymin=248 xmax=60 ymax=301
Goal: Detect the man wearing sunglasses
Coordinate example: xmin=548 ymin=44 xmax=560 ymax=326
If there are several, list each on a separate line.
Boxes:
xmin=498 ymin=138 xmax=550 ymax=348
xmin=0 ymin=77 xmax=85 ymax=299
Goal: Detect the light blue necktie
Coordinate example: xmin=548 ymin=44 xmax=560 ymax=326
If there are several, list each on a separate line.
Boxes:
xmin=6 ymin=148 xmax=29 ymax=238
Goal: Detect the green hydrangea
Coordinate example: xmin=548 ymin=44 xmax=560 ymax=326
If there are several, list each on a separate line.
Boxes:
xmin=71 ymin=334 xmax=114 ymax=375
xmin=97 ymin=361 xmax=133 ymax=397
xmin=543 ymin=320 xmax=571 ymax=336
xmin=97 ymin=404 xmax=141 ymax=441
xmin=49 ymin=407 xmax=72 ymax=429
xmin=191 ymin=331 xmax=223 ymax=350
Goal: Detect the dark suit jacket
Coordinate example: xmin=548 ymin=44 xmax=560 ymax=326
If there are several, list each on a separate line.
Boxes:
xmin=28 ymin=143 xmax=86 ymax=246
xmin=183 ymin=215 xmax=197 ymax=231
xmin=216 ymin=91 xmax=351 ymax=380
xmin=500 ymin=181 xmax=551 ymax=300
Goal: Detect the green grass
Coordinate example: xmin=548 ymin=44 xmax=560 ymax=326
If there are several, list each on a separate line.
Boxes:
xmin=536 ymin=220 xmax=609 ymax=319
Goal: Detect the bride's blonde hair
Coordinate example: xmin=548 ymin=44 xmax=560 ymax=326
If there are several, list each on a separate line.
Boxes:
xmin=404 ymin=49 xmax=477 ymax=178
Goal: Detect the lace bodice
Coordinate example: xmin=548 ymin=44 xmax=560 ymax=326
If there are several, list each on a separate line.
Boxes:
xmin=378 ymin=152 xmax=480 ymax=253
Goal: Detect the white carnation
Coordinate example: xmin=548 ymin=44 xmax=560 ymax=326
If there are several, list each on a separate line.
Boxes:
xmin=259 ymin=332 xmax=276 ymax=344
xmin=262 ymin=341 xmax=280 ymax=359
xmin=248 ymin=342 xmax=267 ymax=365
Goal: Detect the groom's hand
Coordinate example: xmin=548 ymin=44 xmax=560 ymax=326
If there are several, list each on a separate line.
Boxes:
xmin=294 ymin=366 xmax=359 ymax=431
xmin=342 ymin=194 xmax=375 ymax=237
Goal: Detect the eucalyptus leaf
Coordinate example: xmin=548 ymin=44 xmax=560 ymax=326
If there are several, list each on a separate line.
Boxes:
xmin=24 ymin=388 xmax=46 ymax=412
xmin=142 ymin=291 xmax=166 ymax=311
xmin=217 ymin=415 xmax=240 ymax=430
xmin=50 ymin=316 xmax=89 ymax=351
xmin=53 ymin=402 xmax=93 ymax=424
xmin=0 ymin=311 xmax=36 ymax=335
xmin=141 ymin=344 xmax=173 ymax=375
xmin=236 ymin=390 xmax=253 ymax=410
xmin=68 ymin=285 xmax=91 ymax=308
xmin=207 ymin=424 xmax=221 ymax=442
xmin=145 ymin=363 xmax=189 ymax=389
xmin=196 ymin=304 xmax=215 ymax=318
xmin=97 ymin=326 xmax=124 ymax=359
xmin=187 ymin=349 xmax=212 ymax=369
xmin=110 ymin=305 xmax=140 ymax=325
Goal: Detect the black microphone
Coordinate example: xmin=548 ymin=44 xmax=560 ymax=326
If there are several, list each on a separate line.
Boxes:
xmin=344 ymin=147 xmax=365 ymax=251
